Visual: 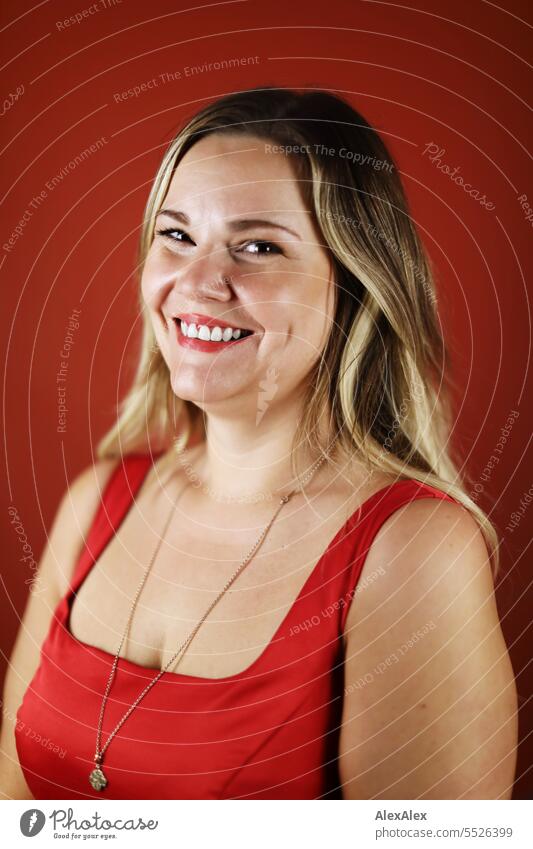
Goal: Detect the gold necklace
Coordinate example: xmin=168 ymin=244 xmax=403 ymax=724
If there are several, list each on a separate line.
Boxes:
xmin=89 ymin=450 xmax=327 ymax=791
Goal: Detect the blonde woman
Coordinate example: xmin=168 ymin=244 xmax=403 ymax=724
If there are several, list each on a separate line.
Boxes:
xmin=1 ymin=87 xmax=517 ymax=800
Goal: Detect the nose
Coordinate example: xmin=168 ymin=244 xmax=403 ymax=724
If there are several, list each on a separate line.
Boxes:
xmin=175 ymin=252 xmax=234 ymax=302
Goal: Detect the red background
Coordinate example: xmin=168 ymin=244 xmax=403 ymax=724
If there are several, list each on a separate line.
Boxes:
xmin=1 ymin=0 xmax=531 ymax=798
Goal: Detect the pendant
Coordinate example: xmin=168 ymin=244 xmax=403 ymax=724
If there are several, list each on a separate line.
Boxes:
xmin=89 ymin=766 xmax=108 ymax=791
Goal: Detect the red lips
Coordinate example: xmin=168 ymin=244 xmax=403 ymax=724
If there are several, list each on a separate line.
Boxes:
xmin=175 ymin=317 xmax=254 ymax=353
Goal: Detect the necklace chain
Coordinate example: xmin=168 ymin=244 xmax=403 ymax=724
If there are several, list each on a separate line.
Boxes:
xmin=88 ymin=450 xmax=326 ymax=791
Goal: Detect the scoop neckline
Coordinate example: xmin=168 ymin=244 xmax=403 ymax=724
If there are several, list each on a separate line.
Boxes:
xmin=58 ymin=473 xmax=418 ymax=684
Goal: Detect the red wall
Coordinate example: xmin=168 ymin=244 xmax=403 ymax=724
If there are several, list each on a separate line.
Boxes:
xmin=1 ymin=0 xmax=531 ymax=798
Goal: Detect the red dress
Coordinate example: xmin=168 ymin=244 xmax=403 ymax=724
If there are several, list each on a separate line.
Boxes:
xmin=16 ymin=453 xmax=455 ymax=799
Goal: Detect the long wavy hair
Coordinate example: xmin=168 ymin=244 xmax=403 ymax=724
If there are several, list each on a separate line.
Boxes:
xmin=96 ymin=86 xmax=500 ymax=575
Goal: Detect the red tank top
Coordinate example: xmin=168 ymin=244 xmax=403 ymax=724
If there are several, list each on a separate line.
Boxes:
xmin=16 ymin=453 xmax=455 ymax=799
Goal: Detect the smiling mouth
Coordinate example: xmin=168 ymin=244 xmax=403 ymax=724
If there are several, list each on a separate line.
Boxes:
xmin=175 ymin=318 xmax=254 ymax=343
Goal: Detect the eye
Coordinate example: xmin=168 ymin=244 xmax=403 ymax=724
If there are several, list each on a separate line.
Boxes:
xmin=155 ymin=227 xmax=195 ymax=245
xmin=237 ymin=240 xmax=283 ymax=258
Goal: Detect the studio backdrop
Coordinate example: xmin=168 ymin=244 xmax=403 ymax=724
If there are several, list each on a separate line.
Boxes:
xmin=1 ymin=0 xmax=531 ymax=799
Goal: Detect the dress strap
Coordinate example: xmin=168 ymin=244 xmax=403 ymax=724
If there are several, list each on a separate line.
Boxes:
xmin=68 ymin=453 xmax=155 ymax=595
xmin=339 ymin=479 xmax=457 ymax=632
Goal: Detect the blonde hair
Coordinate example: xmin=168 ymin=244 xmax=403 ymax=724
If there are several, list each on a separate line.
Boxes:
xmin=96 ymin=86 xmax=500 ymax=575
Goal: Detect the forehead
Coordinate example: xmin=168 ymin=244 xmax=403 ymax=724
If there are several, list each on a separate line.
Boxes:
xmin=163 ymin=132 xmax=310 ymax=218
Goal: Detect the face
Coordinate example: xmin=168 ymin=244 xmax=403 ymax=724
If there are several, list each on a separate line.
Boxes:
xmin=141 ymin=132 xmax=335 ymax=420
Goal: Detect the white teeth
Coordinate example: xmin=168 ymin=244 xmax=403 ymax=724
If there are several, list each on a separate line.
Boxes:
xmin=178 ymin=319 xmax=250 ymax=343
xmin=198 ymin=325 xmax=211 ymax=341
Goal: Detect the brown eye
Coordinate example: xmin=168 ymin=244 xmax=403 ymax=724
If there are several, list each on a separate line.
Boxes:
xmin=156 ymin=228 xmax=194 ymax=244
xmin=239 ymin=240 xmax=283 ymax=256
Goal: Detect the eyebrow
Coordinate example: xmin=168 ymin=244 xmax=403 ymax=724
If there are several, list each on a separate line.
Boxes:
xmin=156 ymin=208 xmax=302 ymax=240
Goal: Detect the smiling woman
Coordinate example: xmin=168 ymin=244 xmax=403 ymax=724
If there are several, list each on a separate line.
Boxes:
xmin=1 ymin=87 xmax=517 ymax=801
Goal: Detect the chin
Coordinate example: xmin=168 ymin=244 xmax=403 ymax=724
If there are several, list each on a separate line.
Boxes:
xmin=168 ymin=367 xmax=248 ymax=407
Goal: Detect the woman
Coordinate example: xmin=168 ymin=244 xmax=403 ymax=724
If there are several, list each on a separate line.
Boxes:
xmin=1 ymin=87 xmax=517 ymax=800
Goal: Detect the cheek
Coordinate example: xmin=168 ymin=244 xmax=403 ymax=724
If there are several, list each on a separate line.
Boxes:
xmin=308 ymin=266 xmax=335 ymax=327
xmin=140 ymin=259 xmax=164 ymax=309
xmin=284 ymin=269 xmax=335 ymax=336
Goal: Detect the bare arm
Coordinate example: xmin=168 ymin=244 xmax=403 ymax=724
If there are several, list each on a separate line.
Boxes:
xmin=0 ymin=459 xmax=117 ymax=799
xmin=339 ymin=498 xmax=518 ymax=799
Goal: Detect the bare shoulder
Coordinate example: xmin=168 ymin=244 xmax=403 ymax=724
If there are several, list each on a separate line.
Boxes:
xmin=53 ymin=448 xmax=188 ymax=584
xmin=0 ymin=456 xmax=118 ymax=798
xmin=67 ymin=456 xmax=119 ymax=501
xmin=63 ymin=456 xmax=119 ymax=505
xmin=363 ymin=495 xmax=494 ymax=595
xmin=50 ymin=457 xmax=120 ymax=596
xmin=343 ymin=494 xmax=500 ymax=655
xmin=339 ymin=494 xmax=518 ymax=799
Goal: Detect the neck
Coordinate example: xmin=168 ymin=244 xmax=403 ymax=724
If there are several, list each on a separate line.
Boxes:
xmin=178 ymin=399 xmax=330 ymax=503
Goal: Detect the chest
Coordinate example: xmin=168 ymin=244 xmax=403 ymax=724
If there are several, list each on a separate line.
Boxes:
xmin=68 ymin=493 xmax=357 ymax=679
